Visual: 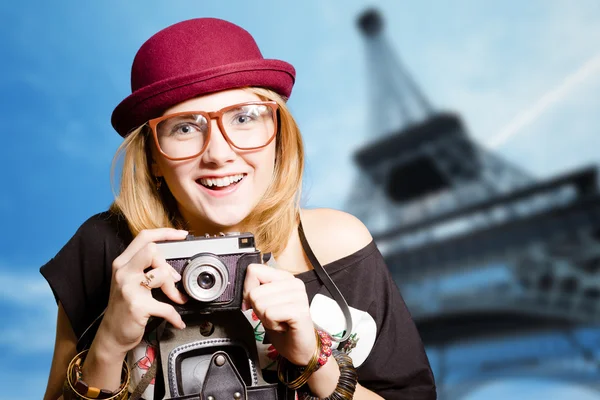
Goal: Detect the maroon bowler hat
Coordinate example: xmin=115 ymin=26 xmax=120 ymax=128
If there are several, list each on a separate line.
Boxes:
xmin=111 ymin=18 xmax=296 ymax=137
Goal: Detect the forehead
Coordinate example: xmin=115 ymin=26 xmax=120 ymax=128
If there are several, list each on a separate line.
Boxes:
xmin=163 ymin=89 xmax=261 ymax=116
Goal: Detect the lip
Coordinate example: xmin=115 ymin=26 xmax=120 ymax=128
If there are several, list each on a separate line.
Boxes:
xmin=197 ymin=172 xmax=247 ymax=179
xmin=196 ymin=174 xmax=246 ymax=198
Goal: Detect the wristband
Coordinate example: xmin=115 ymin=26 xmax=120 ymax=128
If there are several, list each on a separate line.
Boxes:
xmin=277 ymin=329 xmax=333 ymax=390
xmin=298 ymin=349 xmax=358 ymax=400
xmin=63 ymin=349 xmax=130 ymax=400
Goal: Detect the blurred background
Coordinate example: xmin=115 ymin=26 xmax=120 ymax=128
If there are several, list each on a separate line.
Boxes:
xmin=1 ymin=1 xmax=600 ymax=399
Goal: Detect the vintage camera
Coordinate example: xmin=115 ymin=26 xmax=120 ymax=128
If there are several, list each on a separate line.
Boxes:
xmin=154 ymin=232 xmax=261 ymax=315
xmin=154 ymin=233 xmax=284 ymax=400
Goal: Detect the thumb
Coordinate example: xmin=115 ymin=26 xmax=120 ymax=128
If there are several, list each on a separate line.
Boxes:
xmin=242 ymin=263 xmax=290 ymax=309
xmin=242 ymin=263 xmax=264 ymax=310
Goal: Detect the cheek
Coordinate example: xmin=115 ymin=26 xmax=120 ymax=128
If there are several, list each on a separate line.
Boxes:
xmin=159 ymin=161 xmax=196 ymax=188
xmin=258 ymin=146 xmax=277 ymax=177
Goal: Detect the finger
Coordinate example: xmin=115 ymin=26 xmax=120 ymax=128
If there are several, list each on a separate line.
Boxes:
xmin=246 ymin=279 xmax=308 ymax=310
xmin=114 ymin=228 xmax=188 ymax=269
xmin=158 ymin=276 xmax=188 ymax=305
xmin=254 ymin=301 xmax=303 ymax=332
xmin=138 ymin=264 xmax=174 ymax=287
xmin=148 ymin=297 xmax=186 ymax=330
xmin=242 ymin=263 xmax=293 ymax=308
xmin=121 ymin=241 xmax=181 ymax=279
xmin=119 ymin=242 xmax=157 ymax=276
xmin=138 ymin=262 xmax=187 ymax=305
xmin=140 ymin=265 xmax=171 ymax=289
xmin=150 ymin=253 xmax=182 ymax=281
xmin=250 ymin=293 xmax=310 ymax=332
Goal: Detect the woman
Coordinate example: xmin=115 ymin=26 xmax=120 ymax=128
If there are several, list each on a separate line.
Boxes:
xmin=41 ymin=18 xmax=436 ymax=400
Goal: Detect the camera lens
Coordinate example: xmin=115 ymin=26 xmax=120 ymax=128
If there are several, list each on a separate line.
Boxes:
xmin=182 ymin=255 xmax=229 ymax=302
xmin=198 ymin=272 xmax=216 ymax=290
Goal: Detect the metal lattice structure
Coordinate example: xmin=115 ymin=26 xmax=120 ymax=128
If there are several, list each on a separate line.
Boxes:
xmin=346 ymin=8 xmax=600 ymax=399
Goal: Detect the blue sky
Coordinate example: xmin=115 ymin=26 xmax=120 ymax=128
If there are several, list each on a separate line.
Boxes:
xmin=1 ymin=1 xmax=600 ymax=399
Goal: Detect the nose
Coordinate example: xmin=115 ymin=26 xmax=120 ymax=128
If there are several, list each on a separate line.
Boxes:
xmin=201 ymin=120 xmax=236 ymax=165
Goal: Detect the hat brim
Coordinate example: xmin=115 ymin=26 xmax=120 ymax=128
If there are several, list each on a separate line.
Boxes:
xmin=111 ymin=59 xmax=295 ymax=137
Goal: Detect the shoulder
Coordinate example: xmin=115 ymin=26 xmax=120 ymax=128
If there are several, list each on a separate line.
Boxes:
xmin=300 ymin=208 xmax=373 ymax=266
xmin=58 ymin=210 xmax=132 ymax=258
xmin=76 ymin=210 xmax=131 ymax=239
xmin=39 ymin=210 xmax=129 ymax=340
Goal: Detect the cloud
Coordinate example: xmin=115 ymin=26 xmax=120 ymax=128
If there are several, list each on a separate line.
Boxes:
xmin=388 ymin=2 xmax=600 ymax=182
xmin=295 ymin=1 xmax=600 ymax=218
xmin=0 ymin=316 xmax=56 ymax=353
xmin=0 ymin=369 xmax=48 ymax=400
xmin=0 ymin=271 xmax=55 ymax=307
xmin=487 ymin=53 xmax=600 ymax=150
xmin=496 ymin=77 xmax=600 ymax=179
xmin=0 ymin=270 xmax=56 ymax=353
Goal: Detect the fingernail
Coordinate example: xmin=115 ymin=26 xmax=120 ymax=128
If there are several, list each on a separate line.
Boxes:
xmin=172 ymin=270 xmax=181 ymax=281
xmin=180 ymin=321 xmax=186 ymax=329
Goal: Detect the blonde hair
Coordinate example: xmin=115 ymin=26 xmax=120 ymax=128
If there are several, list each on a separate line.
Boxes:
xmin=110 ymin=88 xmax=304 ymax=256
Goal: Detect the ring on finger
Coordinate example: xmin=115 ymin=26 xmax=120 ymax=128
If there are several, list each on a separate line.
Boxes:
xmin=140 ymin=272 xmax=155 ymax=290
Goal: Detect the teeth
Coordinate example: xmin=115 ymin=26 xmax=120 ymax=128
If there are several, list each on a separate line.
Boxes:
xmin=200 ymin=174 xmax=244 ymax=188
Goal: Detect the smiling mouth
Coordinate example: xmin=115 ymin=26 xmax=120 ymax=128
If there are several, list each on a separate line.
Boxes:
xmin=197 ymin=174 xmax=246 ymax=190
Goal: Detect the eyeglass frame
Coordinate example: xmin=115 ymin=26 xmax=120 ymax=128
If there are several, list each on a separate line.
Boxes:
xmin=147 ymin=100 xmax=279 ymax=161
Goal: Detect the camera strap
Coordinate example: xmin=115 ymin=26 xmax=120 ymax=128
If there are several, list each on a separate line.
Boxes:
xmin=298 ymin=219 xmax=353 ymax=343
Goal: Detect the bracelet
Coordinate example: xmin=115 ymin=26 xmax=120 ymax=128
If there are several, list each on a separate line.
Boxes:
xmin=315 ymin=329 xmax=333 ymax=369
xmin=277 ymin=329 xmax=333 ymax=390
xmin=299 ymin=350 xmax=358 ymax=400
xmin=63 ymin=349 xmax=130 ymax=400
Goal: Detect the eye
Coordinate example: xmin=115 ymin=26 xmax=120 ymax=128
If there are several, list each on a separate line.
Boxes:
xmin=172 ymin=123 xmax=198 ymax=135
xmin=163 ymin=114 xmax=208 ymax=137
xmin=232 ymin=113 xmax=254 ymax=125
xmin=230 ymin=105 xmax=267 ymax=125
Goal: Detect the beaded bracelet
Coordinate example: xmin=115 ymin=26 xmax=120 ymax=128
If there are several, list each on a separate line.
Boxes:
xmin=277 ymin=329 xmax=333 ymax=390
xmin=63 ymin=349 xmax=130 ymax=400
xmin=299 ymin=349 xmax=358 ymax=400
xmin=314 ymin=329 xmax=333 ymax=368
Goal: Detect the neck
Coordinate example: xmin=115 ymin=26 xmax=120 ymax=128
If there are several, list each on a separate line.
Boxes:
xmin=178 ymin=208 xmax=251 ymax=237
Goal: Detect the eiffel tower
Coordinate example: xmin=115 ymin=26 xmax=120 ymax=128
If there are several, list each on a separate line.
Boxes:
xmin=347 ymin=9 xmax=600 ymax=399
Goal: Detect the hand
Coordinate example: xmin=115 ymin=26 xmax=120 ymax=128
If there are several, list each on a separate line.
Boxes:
xmin=97 ymin=228 xmax=189 ymax=355
xmin=242 ymin=263 xmax=316 ymax=366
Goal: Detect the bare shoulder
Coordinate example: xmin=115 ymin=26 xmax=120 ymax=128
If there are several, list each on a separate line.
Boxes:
xmin=300 ymin=208 xmax=373 ymax=266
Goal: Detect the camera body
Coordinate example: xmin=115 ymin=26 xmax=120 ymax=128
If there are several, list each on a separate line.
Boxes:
xmin=154 ymin=232 xmax=285 ymax=400
xmin=155 ymin=232 xmax=260 ymax=314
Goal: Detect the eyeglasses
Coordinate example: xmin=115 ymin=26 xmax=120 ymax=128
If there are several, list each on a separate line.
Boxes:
xmin=148 ymin=101 xmax=279 ymax=160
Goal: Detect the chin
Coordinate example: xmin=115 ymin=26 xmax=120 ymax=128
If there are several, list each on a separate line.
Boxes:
xmin=210 ymin=216 xmax=246 ymax=230
xmin=204 ymin=207 xmax=252 ymax=230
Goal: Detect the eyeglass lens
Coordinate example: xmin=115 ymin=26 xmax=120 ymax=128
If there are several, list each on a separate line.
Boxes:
xmin=156 ymin=104 xmax=275 ymax=158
